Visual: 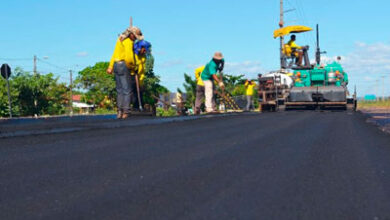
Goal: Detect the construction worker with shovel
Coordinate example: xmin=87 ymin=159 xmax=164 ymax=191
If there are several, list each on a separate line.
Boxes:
xmin=107 ymin=26 xmax=143 ymax=119
xmin=132 ymin=39 xmax=151 ymax=111
xmin=200 ymin=52 xmax=225 ymax=113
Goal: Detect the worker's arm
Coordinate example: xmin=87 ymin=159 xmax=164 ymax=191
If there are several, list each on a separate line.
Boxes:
xmin=136 ymin=55 xmax=146 ymax=76
xmin=119 ymin=28 xmax=131 ymax=41
xmin=212 ymin=74 xmax=224 ymax=88
xmin=290 ymin=41 xmax=302 ymax=50
xmin=107 ymin=39 xmax=121 ymax=73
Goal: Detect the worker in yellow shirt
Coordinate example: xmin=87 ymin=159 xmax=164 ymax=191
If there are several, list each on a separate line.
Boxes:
xmin=194 ymin=66 xmax=205 ymax=114
xmin=286 ymin=35 xmax=304 ymax=67
xmin=245 ymin=79 xmax=256 ymax=111
xmin=106 ymin=26 xmax=143 ymax=119
xmin=132 ymin=40 xmax=151 ymax=110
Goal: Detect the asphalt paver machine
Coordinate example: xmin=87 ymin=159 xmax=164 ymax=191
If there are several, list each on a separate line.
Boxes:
xmin=274 ymin=24 xmax=357 ymax=111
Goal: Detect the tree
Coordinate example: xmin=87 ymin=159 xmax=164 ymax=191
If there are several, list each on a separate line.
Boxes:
xmin=178 ymin=73 xmax=197 ymax=109
xmin=0 ymin=76 xmax=19 ymax=117
xmin=76 ymin=56 xmax=167 ymax=112
xmin=0 ymin=68 xmax=69 ymax=117
xmin=11 ymin=69 xmax=68 ymax=116
xmin=142 ymin=53 xmax=169 ymax=109
xmin=75 ymin=62 xmax=116 ymax=110
xmin=223 ymin=74 xmax=246 ymax=96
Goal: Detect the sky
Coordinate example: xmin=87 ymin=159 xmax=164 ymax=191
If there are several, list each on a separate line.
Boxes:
xmin=1 ymin=0 xmax=390 ymax=97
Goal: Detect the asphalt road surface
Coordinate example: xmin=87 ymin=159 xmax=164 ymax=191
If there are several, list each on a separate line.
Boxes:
xmin=1 ymin=111 xmax=390 ymax=220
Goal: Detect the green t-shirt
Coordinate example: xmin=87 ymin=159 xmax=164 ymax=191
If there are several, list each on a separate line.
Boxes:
xmin=201 ymin=59 xmax=219 ymax=81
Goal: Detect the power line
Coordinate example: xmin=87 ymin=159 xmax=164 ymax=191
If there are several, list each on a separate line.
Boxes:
xmin=37 ymin=58 xmax=69 ymax=71
xmin=293 ymin=0 xmax=316 ymax=50
xmin=0 ymin=58 xmax=31 ymax=61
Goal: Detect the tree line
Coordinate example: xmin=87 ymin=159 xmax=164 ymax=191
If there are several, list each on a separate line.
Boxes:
xmin=0 ymin=58 xmax=166 ymax=117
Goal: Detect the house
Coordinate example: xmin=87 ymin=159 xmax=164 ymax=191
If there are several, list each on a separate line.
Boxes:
xmin=158 ymin=92 xmax=187 ymax=109
xmin=72 ymin=95 xmax=94 ymax=114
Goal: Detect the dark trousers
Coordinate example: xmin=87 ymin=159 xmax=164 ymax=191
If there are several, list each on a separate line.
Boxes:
xmin=114 ymin=62 xmax=131 ymax=113
xmin=195 ymin=85 xmax=205 ymax=114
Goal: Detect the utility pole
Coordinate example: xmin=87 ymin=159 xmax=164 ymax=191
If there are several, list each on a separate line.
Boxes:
xmin=280 ymin=0 xmax=284 ymax=69
xmin=33 ymin=55 xmax=38 ymax=116
xmin=69 ymin=70 xmax=73 ymax=115
xmin=33 ymin=55 xmax=37 ymax=75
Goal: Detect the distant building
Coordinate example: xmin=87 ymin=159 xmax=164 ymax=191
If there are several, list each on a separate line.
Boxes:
xmin=158 ymin=92 xmax=187 ymax=109
xmin=72 ymin=95 xmax=94 ymax=114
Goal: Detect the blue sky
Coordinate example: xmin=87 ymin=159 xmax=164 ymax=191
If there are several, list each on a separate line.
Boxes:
xmin=1 ymin=0 xmax=390 ymax=96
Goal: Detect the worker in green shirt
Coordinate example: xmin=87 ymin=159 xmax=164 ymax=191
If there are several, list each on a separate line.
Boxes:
xmin=201 ymin=52 xmax=225 ymax=113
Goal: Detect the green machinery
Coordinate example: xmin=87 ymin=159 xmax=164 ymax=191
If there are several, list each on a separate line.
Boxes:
xmin=276 ymin=25 xmax=357 ymax=110
xmin=286 ymin=61 xmax=356 ymax=110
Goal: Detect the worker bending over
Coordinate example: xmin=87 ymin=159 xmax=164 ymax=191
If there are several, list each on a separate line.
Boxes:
xmin=107 ymin=26 xmax=144 ymax=119
xmin=200 ymin=52 xmax=225 ymax=113
xmin=194 ymin=66 xmax=205 ymax=115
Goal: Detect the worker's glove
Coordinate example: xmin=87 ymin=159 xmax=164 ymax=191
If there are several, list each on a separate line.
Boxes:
xmin=218 ymin=82 xmax=225 ymax=88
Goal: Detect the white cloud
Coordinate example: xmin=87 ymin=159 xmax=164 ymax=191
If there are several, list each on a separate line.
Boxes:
xmin=159 ymin=59 xmax=183 ymax=68
xmin=343 ymin=42 xmax=390 ymax=74
xmin=76 ymin=51 xmax=88 ymax=57
xmin=320 ymin=42 xmax=390 ymax=96
xmin=224 ymin=60 xmax=264 ymax=78
xmin=364 ymin=76 xmax=375 ymax=81
xmin=316 ymin=42 xmax=390 ymax=75
xmin=186 ymin=64 xmax=203 ymax=70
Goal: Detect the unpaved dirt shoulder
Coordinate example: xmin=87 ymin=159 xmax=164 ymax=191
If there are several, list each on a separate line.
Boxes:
xmin=360 ymin=108 xmax=390 ymax=134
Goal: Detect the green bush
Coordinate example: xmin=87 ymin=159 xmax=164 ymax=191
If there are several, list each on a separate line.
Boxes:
xmin=156 ymin=107 xmax=177 ymax=117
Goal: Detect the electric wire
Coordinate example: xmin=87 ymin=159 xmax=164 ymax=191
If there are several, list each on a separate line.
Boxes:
xmin=0 ymin=58 xmax=31 ymax=61
xmin=37 ymin=58 xmax=70 ymax=71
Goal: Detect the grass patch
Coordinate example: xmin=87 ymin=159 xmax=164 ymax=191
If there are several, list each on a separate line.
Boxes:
xmin=358 ymin=100 xmax=390 ymax=109
xmin=156 ymin=107 xmax=178 ymax=117
xmin=94 ymin=108 xmax=117 ymax=114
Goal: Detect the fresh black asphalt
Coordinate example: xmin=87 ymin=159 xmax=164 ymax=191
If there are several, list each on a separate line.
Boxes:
xmin=1 ymin=111 xmax=390 ymax=219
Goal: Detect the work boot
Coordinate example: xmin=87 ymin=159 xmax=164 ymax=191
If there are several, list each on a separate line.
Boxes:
xmin=117 ymin=110 xmax=123 ymax=119
xmin=121 ymin=113 xmax=130 ymax=119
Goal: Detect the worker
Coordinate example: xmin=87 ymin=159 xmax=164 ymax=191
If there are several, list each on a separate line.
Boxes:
xmin=106 ymin=26 xmax=143 ymax=119
xmin=287 ymin=35 xmax=304 ymax=66
xmin=194 ymin=66 xmax=205 ymax=114
xmin=244 ymin=79 xmax=256 ymax=111
xmin=336 ymin=56 xmax=342 ymax=64
xmin=200 ymin=52 xmax=225 ymax=113
xmin=194 ymin=66 xmax=218 ymax=114
xmin=132 ymin=40 xmax=151 ymax=110
xmin=119 ymin=26 xmax=144 ymax=42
